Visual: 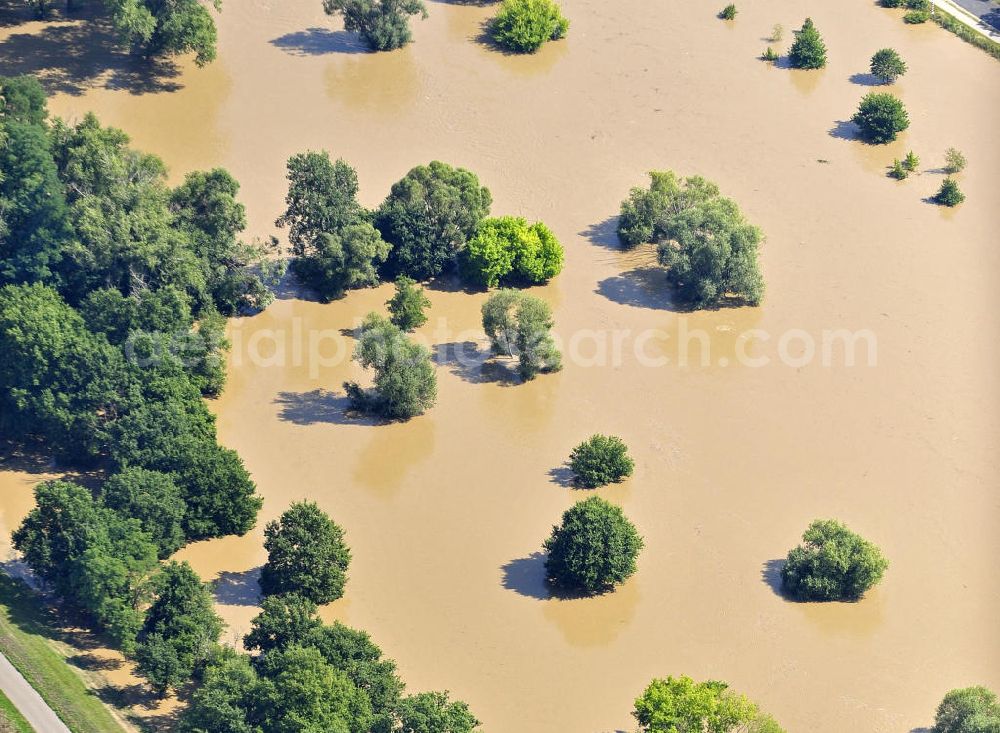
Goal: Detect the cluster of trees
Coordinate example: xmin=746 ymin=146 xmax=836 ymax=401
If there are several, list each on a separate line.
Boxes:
xmin=277 ymin=157 xmax=511 ymax=300
xmin=616 ymin=171 xmax=765 ymax=308
xmin=568 ymin=434 xmax=634 ymax=488
xmin=1 ymin=74 xmax=266 ymax=690
xmin=489 ymin=0 xmax=569 ymax=54
xmin=932 ymin=686 xmax=1000 ymax=733
xmin=180 ymin=592 xmax=480 ymax=733
xmin=543 ymin=496 xmax=643 ymax=594
xmin=481 ymin=289 xmax=562 ymax=380
xmin=633 ymin=676 xmax=785 ymax=733
xmin=780 ymin=519 xmax=888 ymax=601
xmin=460 ymin=216 xmax=563 ymax=289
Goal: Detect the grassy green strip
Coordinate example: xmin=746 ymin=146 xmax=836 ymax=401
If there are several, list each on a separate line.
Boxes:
xmin=0 ymin=574 xmax=125 ymax=733
xmin=0 ymin=688 xmax=35 ymax=733
xmin=933 ymin=9 xmax=1000 ymax=60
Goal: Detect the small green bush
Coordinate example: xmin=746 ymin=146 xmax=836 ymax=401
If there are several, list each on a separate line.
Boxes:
xmin=762 ymin=46 xmax=779 ymax=62
xmin=903 ymin=9 xmax=930 ymax=23
xmin=944 ymin=147 xmax=967 ymax=174
xmin=903 ymin=150 xmax=919 ymax=171
xmin=719 ymin=4 xmax=736 ymax=20
xmin=780 ymin=519 xmax=888 ymax=601
xmin=489 ymin=0 xmax=569 ymax=54
xmin=852 ymin=92 xmax=909 ymax=143
xmin=935 ymin=178 xmax=965 ymax=206
xmin=569 ymin=434 xmax=635 ymax=488
xmin=870 ymin=47 xmax=907 ymax=83
xmin=905 ymin=0 xmax=929 ymax=9
xmin=888 ymin=160 xmax=908 ymax=180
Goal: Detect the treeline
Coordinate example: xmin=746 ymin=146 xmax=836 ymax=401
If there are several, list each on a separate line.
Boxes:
xmin=1 ymin=72 xmax=266 ymax=668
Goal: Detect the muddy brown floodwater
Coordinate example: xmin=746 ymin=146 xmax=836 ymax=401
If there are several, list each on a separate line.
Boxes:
xmin=2 ymin=0 xmax=1000 ymax=730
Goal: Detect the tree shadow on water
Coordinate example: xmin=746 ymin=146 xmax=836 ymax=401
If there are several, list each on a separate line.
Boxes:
xmin=269 ymin=27 xmax=369 ymax=56
xmin=547 ymin=464 xmax=575 ymax=488
xmin=435 ymin=341 xmax=520 ymax=386
xmin=501 ymin=553 xmax=550 ymax=600
xmin=595 ymin=266 xmax=678 ymax=310
xmin=579 ymin=216 xmax=622 ymax=252
xmin=0 ymin=4 xmax=182 ymax=95
xmin=274 ymin=389 xmax=376 ymax=426
xmin=761 ymin=558 xmax=787 ymax=598
xmin=828 ymin=120 xmax=858 ymax=141
xmin=212 ymin=568 xmax=262 ymax=607
xmin=848 ymin=72 xmax=881 ymax=86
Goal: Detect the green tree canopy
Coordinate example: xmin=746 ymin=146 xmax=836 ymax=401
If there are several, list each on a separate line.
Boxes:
xmin=543 ymin=496 xmax=643 ymax=594
xmin=396 ymin=691 xmax=481 ymax=733
xmin=260 ymin=501 xmax=352 ymax=604
xmin=102 ymin=0 xmax=221 ymax=65
xmin=489 ymin=0 xmax=569 ymax=54
xmin=136 ymin=561 xmax=223 ymax=695
xmin=376 ymin=161 xmax=492 ymax=280
xmin=101 ymin=467 xmax=187 ymax=559
xmin=323 ymin=0 xmax=428 ymax=51
xmin=852 ymin=93 xmax=909 ymax=144
xmin=569 ymin=434 xmax=634 ymax=488
xmin=935 ymin=177 xmax=965 ymax=207
xmin=780 ymin=519 xmax=888 ymax=601
xmin=634 ymin=676 xmax=786 ymax=733
xmin=387 ymin=276 xmax=431 ymax=331
xmin=933 ymin=687 xmax=1000 ymax=733
xmin=344 ymin=313 xmax=438 ymax=419
xmin=481 ymin=289 xmax=561 ymax=380
xmin=870 ymin=48 xmax=907 ymax=83
xmin=244 ymin=594 xmax=324 ymax=655
xmin=460 ymin=216 xmax=564 ymax=289
xmin=788 ymin=17 xmax=826 ymax=69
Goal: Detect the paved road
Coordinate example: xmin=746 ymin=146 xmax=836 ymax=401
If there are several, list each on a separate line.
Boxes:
xmin=948 ymin=0 xmax=1000 ymax=31
xmin=0 ymin=652 xmax=70 ymax=733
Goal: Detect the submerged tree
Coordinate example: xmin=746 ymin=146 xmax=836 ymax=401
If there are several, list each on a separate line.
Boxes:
xmin=780 ymin=519 xmax=888 ymax=601
xmin=481 ymin=289 xmax=561 ymax=380
xmin=543 ymin=496 xmax=643 ymax=594
xmin=934 ymin=177 xmax=965 ymax=207
xmin=259 ymin=502 xmax=352 ymax=604
xmin=569 ymin=435 xmax=635 ymax=488
xmin=460 ymin=216 xmax=564 ymax=289
xmin=870 ymin=48 xmax=907 ymax=84
xmin=387 ymin=276 xmax=431 ymax=331
xmin=634 ymin=676 xmax=786 ymax=733
xmin=323 ymin=0 xmax=428 ymax=51
xmin=932 ymin=687 xmax=1000 ymax=733
xmin=102 ymin=0 xmax=221 ymax=66
xmin=489 ymin=0 xmax=569 ymax=54
xmin=344 ymin=313 xmax=437 ymax=419
xmin=788 ymin=17 xmax=826 ymax=69
xmin=852 ymin=93 xmax=909 ymax=143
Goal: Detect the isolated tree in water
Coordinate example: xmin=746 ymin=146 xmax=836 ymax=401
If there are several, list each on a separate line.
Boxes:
xmin=323 ymin=0 xmax=428 ymax=51
xmin=780 ymin=519 xmax=888 ymax=600
xmin=481 ymin=289 xmax=562 ymax=380
xmin=869 ymin=48 xmax=907 ymax=84
xmin=260 ymin=501 xmax=352 ymax=604
xmin=788 ymin=17 xmax=826 ymax=69
xmin=633 ymin=676 xmax=786 ymax=733
xmin=102 ymin=0 xmax=221 ymax=65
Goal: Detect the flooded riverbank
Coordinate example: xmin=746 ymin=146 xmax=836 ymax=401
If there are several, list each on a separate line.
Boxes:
xmin=1 ymin=0 xmax=999 ymax=729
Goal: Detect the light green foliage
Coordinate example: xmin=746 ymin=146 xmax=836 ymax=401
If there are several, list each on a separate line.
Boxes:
xmin=762 ymin=46 xmax=779 ymax=62
xmin=889 ymin=159 xmax=908 ymax=179
xmin=377 ymin=161 xmax=492 ymax=280
xmin=543 ymin=496 xmax=643 ymax=594
xmin=852 ymin=92 xmax=909 ymax=143
xmin=135 ymin=561 xmax=223 ymax=695
xmin=788 ymin=17 xmax=826 ymax=69
xmin=277 ymin=153 xmax=388 ymax=300
xmin=396 ymin=691 xmax=481 ymax=733
xmin=460 ymin=216 xmax=564 ymax=288
xmin=903 ymin=150 xmax=919 ymax=171
xmin=903 ymin=9 xmax=930 ymax=22
xmin=933 ymin=687 xmax=1000 ymax=733
xmin=481 ymin=289 xmax=562 ymax=380
xmin=344 ymin=313 xmax=438 ymax=419
xmin=634 ymin=676 xmax=786 ymax=733
xmin=944 ymin=147 xmax=967 ymax=174
xmin=770 ymin=23 xmax=783 ymax=41
xmin=102 ymin=0 xmax=221 ymax=65
xmin=780 ymin=519 xmax=888 ymax=601
xmin=101 ymin=467 xmax=186 ymax=559
xmin=719 ymin=4 xmax=736 ymax=20
xmin=489 ymin=0 xmax=569 ymax=53
xmin=870 ymin=48 xmax=907 ymax=83
xmin=323 ymin=0 xmax=428 ymax=51
xmin=387 ymin=276 xmax=431 ymax=331
xmin=569 ymin=434 xmax=635 ymax=488
xmin=259 ymin=502 xmax=351 ymax=604
xmin=935 ymin=177 xmax=965 ymax=206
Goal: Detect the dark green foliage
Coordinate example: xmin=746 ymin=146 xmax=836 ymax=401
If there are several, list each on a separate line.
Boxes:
xmin=481 ymin=289 xmax=561 ymax=380
xmin=870 ymin=48 xmax=907 ymax=83
xmin=344 ymin=313 xmax=438 ymax=419
xmin=102 ymin=0 xmax=221 ymax=65
xmin=933 ymin=687 xmax=1000 ymax=733
xmin=459 ymin=216 xmax=564 ymax=289
xmin=634 ymin=676 xmax=786 ymax=733
xmin=387 ymin=276 xmax=431 ymax=331
xmin=935 ymin=178 xmax=965 ymax=206
xmin=101 ymin=468 xmax=186 ymax=559
xmin=0 ymin=75 xmax=48 ymax=126
xmin=616 ymin=171 xmax=764 ymax=308
xmin=905 ymin=0 xmax=930 ymax=9
xmin=260 ymin=502 xmax=351 ymax=604
xmin=377 ymin=161 xmax=492 ymax=280
xmin=569 ymin=435 xmax=634 ymax=488
xmin=719 ymin=4 xmax=736 ymax=20
xmin=788 ymin=17 xmax=826 ymax=69
xmin=276 ymin=153 xmax=389 ymax=300
xmin=396 ymin=691 xmax=481 ymax=733
xmin=852 ymin=92 xmax=909 ymax=144
xmin=880 ymin=0 xmax=903 ymax=6
xmin=489 ymin=0 xmax=569 ymax=54
xmin=177 ymin=647 xmax=259 ymax=733
xmin=543 ymin=496 xmax=643 ymax=594
xmin=780 ymin=519 xmax=888 ymax=601
xmin=11 ymin=480 xmax=159 ymax=651
xmin=244 ymin=594 xmax=323 ymax=655
xmin=322 ymin=0 xmax=428 ymax=51
xmin=135 ymin=561 xmax=223 ymax=695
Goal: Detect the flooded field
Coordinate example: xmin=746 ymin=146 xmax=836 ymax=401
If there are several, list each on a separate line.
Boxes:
xmin=2 ymin=0 xmax=999 ymax=730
